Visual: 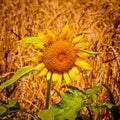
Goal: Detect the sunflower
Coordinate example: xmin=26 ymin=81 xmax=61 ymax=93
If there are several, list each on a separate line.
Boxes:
xmin=30 ymin=24 xmax=92 ymax=84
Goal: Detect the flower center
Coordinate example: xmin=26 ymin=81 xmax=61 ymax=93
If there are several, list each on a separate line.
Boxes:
xmin=43 ymin=40 xmax=76 ymax=73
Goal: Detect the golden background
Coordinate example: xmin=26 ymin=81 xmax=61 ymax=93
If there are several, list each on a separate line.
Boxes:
xmin=0 ymin=0 xmax=120 ymax=119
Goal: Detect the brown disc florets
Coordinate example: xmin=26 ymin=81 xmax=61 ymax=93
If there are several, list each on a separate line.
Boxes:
xmin=43 ymin=40 xmax=76 ymax=73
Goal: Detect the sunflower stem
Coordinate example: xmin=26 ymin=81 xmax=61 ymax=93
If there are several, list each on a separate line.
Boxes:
xmin=45 ymin=78 xmax=52 ymax=109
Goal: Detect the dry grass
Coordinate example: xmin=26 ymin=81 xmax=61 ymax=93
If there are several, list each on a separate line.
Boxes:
xmin=0 ymin=0 xmax=120 ymax=119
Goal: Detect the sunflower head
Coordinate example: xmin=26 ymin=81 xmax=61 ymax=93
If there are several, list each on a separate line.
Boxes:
xmin=43 ymin=40 xmax=76 ymax=73
xmin=27 ymin=24 xmax=93 ymax=85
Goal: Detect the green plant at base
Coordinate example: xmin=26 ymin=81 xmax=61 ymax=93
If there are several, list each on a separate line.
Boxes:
xmin=38 ymin=84 xmax=120 ymax=120
xmin=0 ymin=73 xmax=119 ymax=120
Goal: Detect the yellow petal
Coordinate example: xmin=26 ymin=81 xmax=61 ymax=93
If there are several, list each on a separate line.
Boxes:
xmin=74 ymin=43 xmax=89 ymax=50
xmin=34 ymin=63 xmax=45 ymax=70
xmin=69 ymin=69 xmax=79 ymax=81
xmin=38 ymin=32 xmax=45 ymax=41
xmin=34 ymin=43 xmax=45 ymax=51
xmin=26 ymin=57 xmax=39 ymax=62
xmin=38 ymin=32 xmax=49 ymax=45
xmin=61 ymin=24 xmax=71 ymax=39
xmin=46 ymin=71 xmax=52 ymax=81
xmin=36 ymin=51 xmax=43 ymax=56
xmin=70 ymin=67 xmax=79 ymax=75
xmin=63 ymin=73 xmax=71 ymax=84
xmin=75 ymin=59 xmax=92 ymax=69
xmin=38 ymin=67 xmax=48 ymax=77
xmin=52 ymin=73 xmax=61 ymax=81
xmin=66 ymin=29 xmax=73 ymax=40
xmin=72 ymin=34 xmax=84 ymax=44
xmin=61 ymin=24 xmax=69 ymax=36
xmin=57 ymin=75 xmax=62 ymax=88
xmin=46 ymin=29 xmax=55 ymax=42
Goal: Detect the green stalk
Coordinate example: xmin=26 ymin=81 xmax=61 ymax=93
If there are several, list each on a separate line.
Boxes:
xmin=45 ymin=77 xmax=52 ymax=109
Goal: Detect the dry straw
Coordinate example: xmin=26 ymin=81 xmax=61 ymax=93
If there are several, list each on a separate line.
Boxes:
xmin=0 ymin=0 xmax=120 ymax=119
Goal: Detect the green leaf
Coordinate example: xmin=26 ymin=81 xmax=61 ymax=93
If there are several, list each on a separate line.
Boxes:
xmin=102 ymin=84 xmax=115 ymax=104
xmin=20 ymin=37 xmax=43 ymax=44
xmin=91 ymin=103 xmax=99 ymax=115
xmin=51 ymin=87 xmax=85 ymax=120
xmin=81 ymin=50 xmax=99 ymax=55
xmin=7 ymin=99 xmax=20 ymax=115
xmin=8 ymin=99 xmax=17 ymax=108
xmin=38 ymin=109 xmax=54 ymax=120
xmin=0 ymin=106 xmax=7 ymax=115
xmin=68 ymin=86 xmax=85 ymax=98
xmin=0 ymin=77 xmax=6 ymax=82
xmin=101 ymin=84 xmax=120 ymax=120
xmin=32 ymin=115 xmax=40 ymax=120
xmin=0 ymin=66 xmax=34 ymax=90
xmin=109 ymin=105 xmax=120 ymax=120
xmin=7 ymin=99 xmax=20 ymax=109
xmin=0 ymin=99 xmax=21 ymax=117
xmin=85 ymin=83 xmax=102 ymax=96
xmin=100 ymin=103 xmax=120 ymax=120
xmin=76 ymin=114 xmax=91 ymax=120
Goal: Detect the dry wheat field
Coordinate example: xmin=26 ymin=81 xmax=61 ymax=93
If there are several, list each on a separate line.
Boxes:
xmin=0 ymin=0 xmax=120 ymax=119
